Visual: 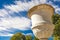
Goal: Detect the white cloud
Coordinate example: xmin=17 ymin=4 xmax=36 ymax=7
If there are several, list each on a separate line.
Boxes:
xmin=0 ymin=9 xmax=12 ymax=18
xmin=55 ymin=8 xmax=60 ymax=13
xmin=0 ymin=0 xmax=47 ymax=17
xmin=47 ymin=1 xmax=60 ymax=13
xmin=4 ymin=0 xmax=47 ymax=13
xmin=17 ymin=32 xmax=33 ymax=36
xmin=0 ymin=17 xmax=31 ymax=31
xmin=4 ymin=0 xmax=60 ymax=14
xmin=4 ymin=1 xmax=35 ymax=13
xmin=25 ymin=33 xmax=33 ymax=36
xmin=0 ymin=33 xmax=13 ymax=36
xmin=0 ymin=27 xmax=7 ymax=30
xmin=0 ymin=17 xmax=31 ymax=36
xmin=0 ymin=9 xmax=8 ymax=16
xmin=40 ymin=0 xmax=47 ymax=3
xmin=54 ymin=0 xmax=60 ymax=2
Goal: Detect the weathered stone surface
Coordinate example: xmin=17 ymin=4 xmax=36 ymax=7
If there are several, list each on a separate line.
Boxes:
xmin=27 ymin=4 xmax=54 ymax=40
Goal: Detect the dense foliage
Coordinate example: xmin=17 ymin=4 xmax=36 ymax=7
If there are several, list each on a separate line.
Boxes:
xmin=10 ymin=32 xmax=26 ymax=40
xmin=10 ymin=32 xmax=39 ymax=40
xmin=52 ymin=14 xmax=60 ymax=40
xmin=26 ymin=35 xmax=32 ymax=40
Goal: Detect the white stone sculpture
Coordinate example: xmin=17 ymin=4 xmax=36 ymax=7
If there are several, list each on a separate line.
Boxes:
xmin=28 ymin=4 xmax=54 ymax=40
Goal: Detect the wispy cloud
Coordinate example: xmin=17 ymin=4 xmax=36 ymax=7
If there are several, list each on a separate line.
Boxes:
xmin=47 ymin=1 xmax=60 ymax=13
xmin=39 ymin=0 xmax=47 ymax=3
xmin=0 ymin=17 xmax=31 ymax=36
xmin=0 ymin=17 xmax=31 ymax=30
xmin=54 ymin=0 xmax=60 ymax=2
xmin=4 ymin=0 xmax=60 ymax=14
xmin=4 ymin=0 xmax=47 ymax=13
xmin=0 ymin=33 xmax=13 ymax=36
xmin=0 ymin=9 xmax=9 ymax=17
xmin=21 ymin=32 xmax=34 ymax=36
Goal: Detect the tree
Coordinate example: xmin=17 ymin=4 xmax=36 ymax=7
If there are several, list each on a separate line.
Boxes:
xmin=52 ymin=14 xmax=60 ymax=40
xmin=34 ymin=37 xmax=39 ymax=40
xmin=10 ymin=32 xmax=26 ymax=40
xmin=52 ymin=14 xmax=60 ymax=24
xmin=25 ymin=35 xmax=32 ymax=40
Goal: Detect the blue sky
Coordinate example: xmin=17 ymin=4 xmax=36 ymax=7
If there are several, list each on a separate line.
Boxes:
xmin=0 ymin=0 xmax=60 ymax=40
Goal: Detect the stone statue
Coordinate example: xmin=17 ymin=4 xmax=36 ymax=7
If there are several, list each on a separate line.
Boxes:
xmin=28 ymin=4 xmax=55 ymax=40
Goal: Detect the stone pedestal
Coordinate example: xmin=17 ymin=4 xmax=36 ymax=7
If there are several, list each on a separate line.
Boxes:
xmin=28 ymin=4 xmax=54 ymax=40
